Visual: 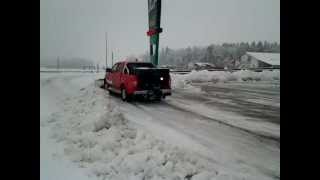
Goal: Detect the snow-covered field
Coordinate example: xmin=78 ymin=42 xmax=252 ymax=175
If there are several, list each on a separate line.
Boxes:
xmin=40 ymin=67 xmax=96 ymax=72
xmin=41 ymin=71 xmax=280 ymax=180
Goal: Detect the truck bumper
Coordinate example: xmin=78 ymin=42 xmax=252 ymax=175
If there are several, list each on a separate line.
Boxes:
xmin=161 ymin=89 xmax=172 ymax=95
xmin=133 ymin=89 xmax=172 ymax=96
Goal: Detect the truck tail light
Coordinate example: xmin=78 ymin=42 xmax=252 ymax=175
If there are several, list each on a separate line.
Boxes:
xmin=132 ymin=80 xmax=137 ymax=86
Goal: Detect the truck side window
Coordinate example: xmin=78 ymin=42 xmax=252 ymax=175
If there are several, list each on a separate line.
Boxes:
xmin=124 ymin=67 xmax=129 ymax=74
xmin=111 ymin=63 xmax=118 ymax=72
xmin=117 ymin=63 xmax=124 ymax=73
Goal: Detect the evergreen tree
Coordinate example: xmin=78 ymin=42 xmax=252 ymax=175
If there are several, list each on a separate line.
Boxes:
xmin=257 ymin=41 xmax=263 ymax=52
xmin=250 ymin=41 xmax=256 ymax=51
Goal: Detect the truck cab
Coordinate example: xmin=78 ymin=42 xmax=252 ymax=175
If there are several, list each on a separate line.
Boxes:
xmin=104 ymin=61 xmax=171 ymax=101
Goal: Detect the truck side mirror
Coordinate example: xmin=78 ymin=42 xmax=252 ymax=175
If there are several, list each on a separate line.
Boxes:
xmin=106 ymin=68 xmax=111 ymax=72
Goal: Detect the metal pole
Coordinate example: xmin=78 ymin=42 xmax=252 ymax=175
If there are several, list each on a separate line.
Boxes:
xmin=154 ymin=34 xmax=159 ymax=66
xmin=147 ymin=0 xmax=162 ymax=67
xmin=112 ymin=51 xmax=114 ymax=66
xmin=57 ymin=56 xmax=60 ymax=71
xmin=106 ymin=32 xmax=108 ymax=68
xmin=150 ymin=40 xmax=153 ymax=63
xmin=150 ymin=34 xmax=159 ymax=66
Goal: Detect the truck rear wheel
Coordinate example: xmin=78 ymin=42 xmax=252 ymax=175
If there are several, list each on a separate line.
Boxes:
xmin=155 ymin=96 xmax=162 ymax=101
xmin=108 ymin=88 xmax=113 ymax=95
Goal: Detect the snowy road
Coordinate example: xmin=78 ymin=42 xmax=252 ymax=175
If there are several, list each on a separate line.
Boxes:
xmin=40 ymin=72 xmax=280 ymax=180
xmin=119 ymin=82 xmax=280 ymax=179
xmin=169 ymin=81 xmax=280 ymax=140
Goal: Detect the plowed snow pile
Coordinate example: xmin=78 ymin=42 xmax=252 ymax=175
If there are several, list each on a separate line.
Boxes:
xmin=42 ymin=83 xmax=247 ymax=180
xmin=171 ymin=70 xmax=280 ymax=89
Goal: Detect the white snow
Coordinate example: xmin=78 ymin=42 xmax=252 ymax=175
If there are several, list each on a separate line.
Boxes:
xmin=171 ymin=74 xmax=203 ymax=93
xmin=40 ymin=73 xmax=99 ymax=180
xmin=169 ymin=73 xmax=280 ymax=140
xmin=171 ymin=70 xmax=280 ymax=90
xmin=47 ymin=87 xmax=223 ymax=180
xmin=245 ymin=98 xmax=280 ymax=108
xmin=40 ymin=67 xmax=99 ymax=72
xmin=166 ymin=98 xmax=280 ymax=139
xmin=41 ymin=72 xmax=279 ymax=180
xmin=40 ymin=73 xmax=225 ymax=180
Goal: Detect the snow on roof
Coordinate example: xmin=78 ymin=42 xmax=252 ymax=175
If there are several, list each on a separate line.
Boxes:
xmin=246 ymin=52 xmax=280 ymax=66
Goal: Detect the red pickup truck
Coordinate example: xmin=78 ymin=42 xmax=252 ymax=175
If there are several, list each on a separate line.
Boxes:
xmin=104 ymin=61 xmax=171 ymax=101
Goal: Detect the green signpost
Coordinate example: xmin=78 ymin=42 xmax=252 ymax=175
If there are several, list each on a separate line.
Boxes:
xmin=147 ymin=0 xmax=162 ymax=66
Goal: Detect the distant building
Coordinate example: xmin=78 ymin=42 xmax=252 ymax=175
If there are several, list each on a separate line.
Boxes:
xmin=187 ymin=62 xmax=216 ymax=70
xmin=239 ymin=52 xmax=280 ymax=69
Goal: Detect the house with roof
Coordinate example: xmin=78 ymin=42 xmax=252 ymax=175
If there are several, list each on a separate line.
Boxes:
xmin=187 ymin=62 xmax=216 ymax=70
xmin=239 ymin=52 xmax=280 ymax=69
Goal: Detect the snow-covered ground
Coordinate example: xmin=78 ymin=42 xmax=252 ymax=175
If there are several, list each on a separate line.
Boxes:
xmin=41 ymin=71 xmax=280 ymax=180
xmin=171 ymin=70 xmax=280 ymax=89
xmin=40 ymin=67 xmax=97 ymax=72
xmin=40 ymin=73 xmax=98 ymax=180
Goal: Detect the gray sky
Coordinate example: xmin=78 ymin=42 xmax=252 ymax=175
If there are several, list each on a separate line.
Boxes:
xmin=40 ymin=0 xmax=280 ymax=65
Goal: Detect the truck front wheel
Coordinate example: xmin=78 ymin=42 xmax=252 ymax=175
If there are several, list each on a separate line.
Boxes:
xmin=121 ymin=88 xmax=132 ymax=102
xmin=121 ymin=88 xmax=126 ymax=101
xmin=104 ymin=79 xmax=109 ymax=89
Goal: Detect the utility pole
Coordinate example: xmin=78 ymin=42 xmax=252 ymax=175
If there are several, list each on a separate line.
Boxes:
xmin=147 ymin=0 xmax=162 ymax=66
xmin=105 ymin=32 xmax=108 ymax=68
xmin=112 ymin=51 xmax=114 ymax=66
xmin=57 ymin=56 xmax=60 ymax=71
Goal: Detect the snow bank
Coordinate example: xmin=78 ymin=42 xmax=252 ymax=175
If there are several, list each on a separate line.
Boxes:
xmin=171 ymin=74 xmax=203 ymax=93
xmin=171 ymin=70 xmax=280 ymax=89
xmin=43 ymin=83 xmax=247 ymax=180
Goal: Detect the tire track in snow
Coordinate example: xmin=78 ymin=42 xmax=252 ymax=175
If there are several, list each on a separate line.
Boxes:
xmin=129 ymin=101 xmax=279 ymax=179
xmin=162 ymin=98 xmax=280 ymax=144
xmin=134 ymin=99 xmax=279 ymax=146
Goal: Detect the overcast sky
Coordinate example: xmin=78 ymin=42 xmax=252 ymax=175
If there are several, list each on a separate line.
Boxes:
xmin=40 ymin=0 xmax=280 ymax=65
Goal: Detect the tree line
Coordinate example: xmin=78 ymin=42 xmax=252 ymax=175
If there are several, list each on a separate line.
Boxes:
xmin=140 ymin=41 xmax=280 ymax=68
